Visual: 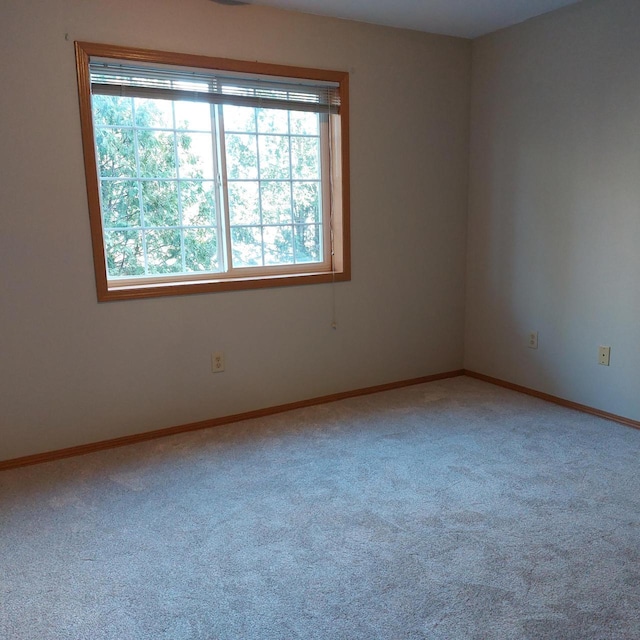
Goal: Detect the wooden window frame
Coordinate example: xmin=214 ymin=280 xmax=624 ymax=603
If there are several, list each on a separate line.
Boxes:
xmin=75 ymin=42 xmax=350 ymax=301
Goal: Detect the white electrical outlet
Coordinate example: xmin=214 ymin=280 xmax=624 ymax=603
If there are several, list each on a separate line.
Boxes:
xmin=528 ymin=331 xmax=538 ymax=349
xmin=598 ymin=346 xmax=610 ymax=366
xmin=212 ymin=351 xmax=225 ymax=373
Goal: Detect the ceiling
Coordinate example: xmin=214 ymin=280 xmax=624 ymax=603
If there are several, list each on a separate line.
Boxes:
xmin=239 ymin=0 xmax=584 ymax=39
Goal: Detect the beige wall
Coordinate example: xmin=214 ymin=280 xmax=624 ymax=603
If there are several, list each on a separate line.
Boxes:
xmin=0 ymin=0 xmax=471 ymax=459
xmin=465 ymin=0 xmax=640 ymax=420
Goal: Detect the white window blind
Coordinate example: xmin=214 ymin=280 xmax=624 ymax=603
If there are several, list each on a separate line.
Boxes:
xmin=90 ymin=60 xmax=341 ymax=114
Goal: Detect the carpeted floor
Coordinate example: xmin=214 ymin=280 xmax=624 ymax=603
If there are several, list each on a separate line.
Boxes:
xmin=1 ymin=376 xmax=639 ymax=639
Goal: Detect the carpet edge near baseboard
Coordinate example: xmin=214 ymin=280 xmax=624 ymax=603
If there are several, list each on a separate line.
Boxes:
xmin=0 ymin=369 xmax=465 ymax=471
xmin=4 ymin=369 xmax=638 ymax=471
xmin=464 ymin=370 xmax=640 ymax=431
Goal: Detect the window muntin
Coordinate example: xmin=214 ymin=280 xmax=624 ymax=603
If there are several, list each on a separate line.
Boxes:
xmin=221 ymin=104 xmax=327 ymax=271
xmin=95 ymin=95 xmax=223 ymax=278
xmin=94 ymin=97 xmax=327 ymax=280
xmin=75 ymin=43 xmax=349 ymax=300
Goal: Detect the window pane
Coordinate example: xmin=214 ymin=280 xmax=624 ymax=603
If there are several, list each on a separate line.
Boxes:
xmin=177 ymin=132 xmax=214 ymax=179
xmin=289 ymin=111 xmax=318 ymax=135
xmin=261 ymin=182 xmax=292 ymax=225
xmin=292 ymin=182 xmax=321 ymax=224
xmin=134 ymin=98 xmax=174 ymax=129
xmin=137 ymin=131 xmax=176 ymax=178
xmin=294 ymin=224 xmax=321 ymax=263
xmin=145 ymin=229 xmax=182 ymax=274
xmin=225 ymin=134 xmax=258 ymax=179
xmin=257 ymin=108 xmax=288 ymax=134
xmin=105 ymin=229 xmax=144 ymax=276
xmin=101 ymin=180 xmax=141 ymax=228
xmin=291 ymin=136 xmax=320 ymax=179
xmin=141 ymin=181 xmax=179 ymax=227
xmin=263 ymin=226 xmax=294 ymax=265
xmin=184 ymin=228 xmax=218 ymax=272
xmin=95 ymin=128 xmax=136 ymax=178
xmin=180 ymin=181 xmax=215 ymax=226
xmin=175 ymin=102 xmax=212 ymax=131
xmin=227 ymin=181 xmax=260 ymax=225
xmin=231 ymin=227 xmax=262 ymax=267
xmin=92 ymin=95 xmax=133 ymax=127
xmin=223 ymin=105 xmax=256 ymax=133
xmin=259 ymin=135 xmax=290 ymax=179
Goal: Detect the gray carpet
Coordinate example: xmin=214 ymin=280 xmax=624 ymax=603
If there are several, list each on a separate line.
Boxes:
xmin=1 ymin=376 xmax=639 ymax=639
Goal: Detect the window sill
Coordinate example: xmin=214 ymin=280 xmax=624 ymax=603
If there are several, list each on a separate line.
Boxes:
xmin=98 ymin=268 xmax=350 ymax=301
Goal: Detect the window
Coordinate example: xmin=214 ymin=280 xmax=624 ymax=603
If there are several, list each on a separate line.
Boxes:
xmin=75 ymin=42 xmax=350 ymax=301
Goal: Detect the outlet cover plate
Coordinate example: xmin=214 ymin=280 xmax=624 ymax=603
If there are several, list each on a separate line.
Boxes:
xmin=598 ymin=346 xmax=610 ymax=366
xmin=212 ymin=351 xmax=225 ymax=373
